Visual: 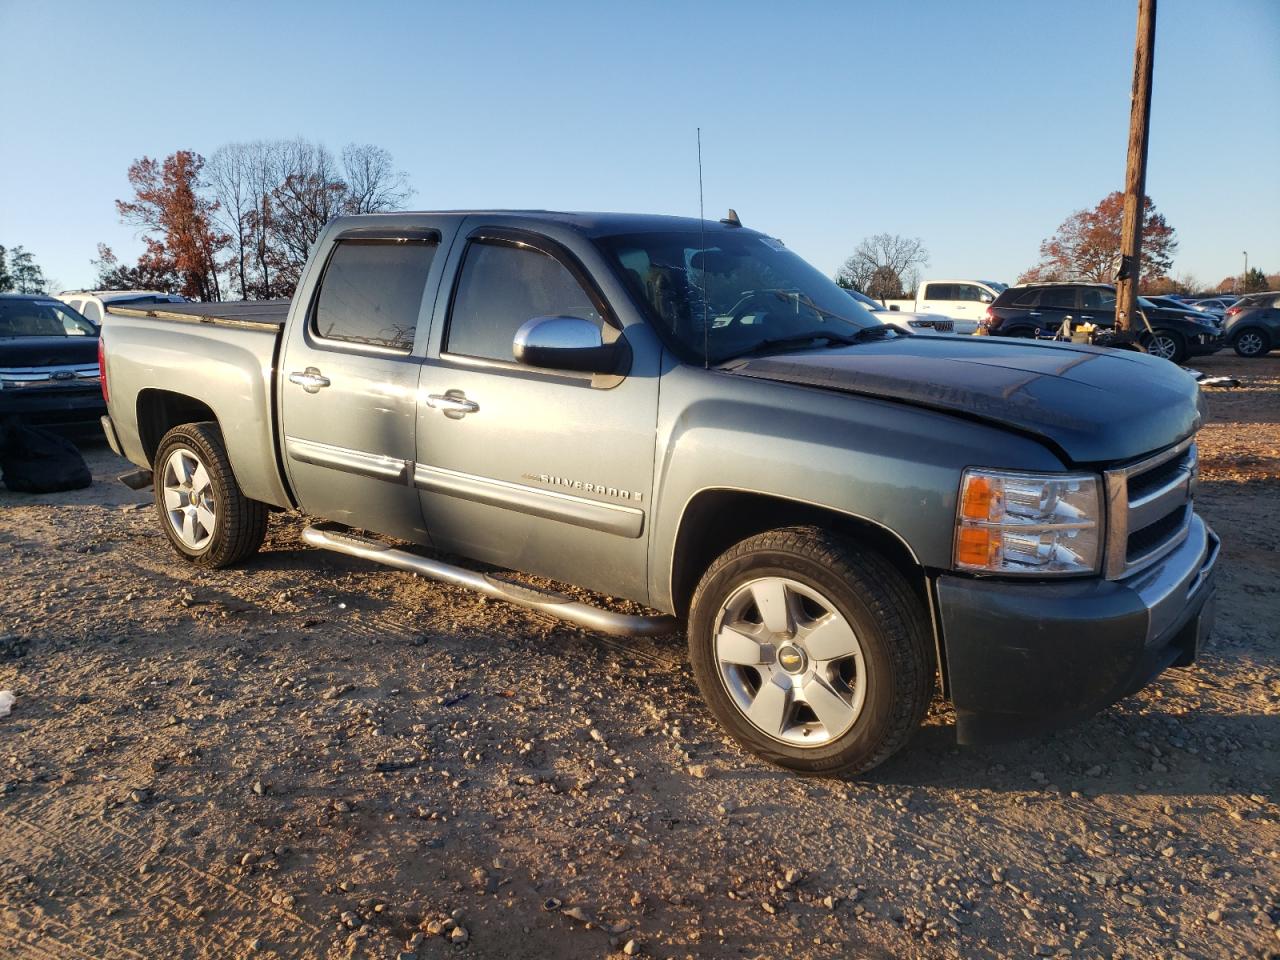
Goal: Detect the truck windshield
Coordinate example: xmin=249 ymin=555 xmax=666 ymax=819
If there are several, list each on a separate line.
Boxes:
xmin=0 ymin=300 xmax=98 ymax=338
xmin=597 ymin=231 xmax=882 ymax=364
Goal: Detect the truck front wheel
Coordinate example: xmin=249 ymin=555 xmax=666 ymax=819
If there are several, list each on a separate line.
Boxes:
xmin=153 ymin=422 xmax=267 ymax=568
xmin=688 ymin=526 xmax=934 ymax=775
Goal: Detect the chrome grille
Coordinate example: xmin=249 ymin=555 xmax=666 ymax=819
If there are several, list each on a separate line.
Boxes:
xmin=0 ymin=363 xmax=101 ymax=386
xmin=1104 ymin=438 xmax=1197 ymax=579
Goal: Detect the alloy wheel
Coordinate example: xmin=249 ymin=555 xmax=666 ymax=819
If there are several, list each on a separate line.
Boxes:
xmin=1236 ymin=331 xmax=1265 ymax=357
xmin=161 ymin=447 xmax=216 ymax=550
xmin=713 ymin=576 xmax=867 ymax=747
xmin=1148 ymin=334 xmax=1178 ymax=361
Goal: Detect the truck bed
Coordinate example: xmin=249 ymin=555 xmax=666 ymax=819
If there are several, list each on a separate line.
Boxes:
xmin=106 ymin=299 xmax=290 ymax=330
xmin=100 ymin=298 xmax=293 ymax=509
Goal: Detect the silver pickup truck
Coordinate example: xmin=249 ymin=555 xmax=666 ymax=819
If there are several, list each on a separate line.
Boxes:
xmin=98 ymin=210 xmax=1219 ymax=774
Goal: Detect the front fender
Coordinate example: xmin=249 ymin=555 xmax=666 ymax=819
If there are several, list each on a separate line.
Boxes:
xmin=646 ymin=364 xmax=1067 ymax=611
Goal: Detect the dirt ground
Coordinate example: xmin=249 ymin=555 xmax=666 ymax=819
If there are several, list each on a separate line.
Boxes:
xmin=1 ymin=353 xmax=1277 ymax=960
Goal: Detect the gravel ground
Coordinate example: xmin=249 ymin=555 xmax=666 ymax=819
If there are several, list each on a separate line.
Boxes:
xmin=1 ymin=353 xmax=1277 ymax=960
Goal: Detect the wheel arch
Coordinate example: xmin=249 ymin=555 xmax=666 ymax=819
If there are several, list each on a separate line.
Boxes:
xmin=136 ymin=389 xmax=217 ymax=465
xmin=669 ymin=488 xmax=926 ymax=621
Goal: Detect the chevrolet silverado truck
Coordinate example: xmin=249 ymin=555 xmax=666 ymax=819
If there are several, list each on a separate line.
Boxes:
xmin=97 ymin=211 xmax=1219 ymax=774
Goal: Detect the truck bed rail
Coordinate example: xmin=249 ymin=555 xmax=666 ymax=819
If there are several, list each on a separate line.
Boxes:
xmin=106 ymin=299 xmax=290 ymax=331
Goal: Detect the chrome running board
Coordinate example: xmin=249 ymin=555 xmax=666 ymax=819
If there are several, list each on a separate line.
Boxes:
xmin=301 ymin=523 xmax=678 ymax=638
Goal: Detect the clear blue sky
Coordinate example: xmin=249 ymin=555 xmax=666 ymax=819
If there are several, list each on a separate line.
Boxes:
xmin=2 ymin=0 xmax=1277 ymax=292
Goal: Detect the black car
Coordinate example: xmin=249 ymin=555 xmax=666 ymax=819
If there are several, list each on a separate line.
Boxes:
xmin=1223 ymin=291 xmax=1280 ymax=358
xmin=0 ymin=294 xmax=105 ymax=426
xmin=980 ymin=282 xmax=1222 ymax=364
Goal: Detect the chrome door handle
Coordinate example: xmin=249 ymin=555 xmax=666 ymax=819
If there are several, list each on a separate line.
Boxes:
xmin=1028 ymin=312 xmax=1041 ymax=317
xmin=289 ymin=368 xmax=331 ymax=393
xmin=426 ymin=392 xmax=479 ymax=418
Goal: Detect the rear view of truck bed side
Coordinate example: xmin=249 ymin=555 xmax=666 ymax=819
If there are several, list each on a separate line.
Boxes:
xmin=99 ymin=302 xmax=294 ymax=510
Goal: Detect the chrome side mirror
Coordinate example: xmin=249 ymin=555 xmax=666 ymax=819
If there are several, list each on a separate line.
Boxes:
xmin=513 ymin=316 xmax=621 ymax=373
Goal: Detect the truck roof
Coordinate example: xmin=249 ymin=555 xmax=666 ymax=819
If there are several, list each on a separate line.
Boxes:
xmin=332 ymin=210 xmax=760 ymax=238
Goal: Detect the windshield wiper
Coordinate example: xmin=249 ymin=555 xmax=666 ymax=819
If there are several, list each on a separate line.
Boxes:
xmin=719 ymin=325 xmax=902 ymax=363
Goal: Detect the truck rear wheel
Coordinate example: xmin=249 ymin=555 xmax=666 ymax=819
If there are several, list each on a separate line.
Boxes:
xmin=153 ymin=422 xmax=267 ymax=568
xmin=688 ymin=526 xmax=933 ymax=775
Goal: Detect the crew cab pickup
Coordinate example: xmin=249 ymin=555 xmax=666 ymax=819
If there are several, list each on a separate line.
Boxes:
xmin=882 ymin=279 xmax=1007 ymax=334
xmin=98 ymin=211 xmax=1219 ymax=774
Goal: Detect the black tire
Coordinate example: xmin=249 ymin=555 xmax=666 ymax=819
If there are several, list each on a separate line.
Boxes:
xmin=153 ymin=422 xmax=267 ymax=568
xmin=687 ymin=526 xmax=934 ymax=775
xmin=1232 ymin=327 xmax=1270 ymax=358
xmin=1144 ymin=329 xmax=1186 ymax=364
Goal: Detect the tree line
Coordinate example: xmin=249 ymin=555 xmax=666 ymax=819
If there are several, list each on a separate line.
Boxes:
xmin=834 ymin=192 xmax=1277 ymax=301
xmin=0 ymin=246 xmax=47 ymax=294
xmin=92 ymin=139 xmax=413 ymax=301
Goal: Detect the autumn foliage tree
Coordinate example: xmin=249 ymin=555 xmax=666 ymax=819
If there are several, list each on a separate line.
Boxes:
xmin=102 ymin=140 xmax=412 ymax=301
xmin=1019 ymin=192 xmax=1176 ymax=286
xmin=116 ymin=151 xmax=229 ymax=300
xmin=92 ymin=243 xmax=180 ymax=291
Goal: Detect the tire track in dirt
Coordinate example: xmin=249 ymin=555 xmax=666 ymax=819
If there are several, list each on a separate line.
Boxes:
xmin=1 ymin=800 xmax=325 ymax=959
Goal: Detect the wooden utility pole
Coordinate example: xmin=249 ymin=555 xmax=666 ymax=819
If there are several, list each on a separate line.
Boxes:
xmin=1115 ymin=0 xmax=1157 ymax=335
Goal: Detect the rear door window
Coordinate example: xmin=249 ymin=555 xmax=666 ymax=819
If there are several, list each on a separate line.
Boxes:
xmin=924 ymin=283 xmax=954 ymax=301
xmin=312 ymin=240 xmax=437 ymax=351
xmin=445 ymin=240 xmax=603 ymax=363
xmin=1080 ymin=288 xmax=1114 ymax=310
xmin=1040 ymin=287 xmax=1077 ymax=309
xmin=1010 ymin=289 xmax=1040 ymax=307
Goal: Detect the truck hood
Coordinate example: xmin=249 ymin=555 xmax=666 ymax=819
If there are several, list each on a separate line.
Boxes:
xmin=0 ymin=335 xmax=100 ymax=368
xmin=723 ymin=335 xmax=1204 ymax=465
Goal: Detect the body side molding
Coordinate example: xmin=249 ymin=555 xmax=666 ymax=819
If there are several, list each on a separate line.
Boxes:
xmin=414 ymin=462 xmax=644 ymax=538
xmin=284 ymin=436 xmax=410 ymax=482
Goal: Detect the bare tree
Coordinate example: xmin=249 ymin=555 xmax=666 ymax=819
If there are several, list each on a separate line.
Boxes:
xmin=835 ymin=234 xmax=930 ymax=299
xmin=208 ymin=143 xmax=255 ymax=300
xmin=341 ymin=143 xmax=413 ymax=214
xmin=270 ymin=139 xmax=414 ymax=292
xmin=270 ymin=139 xmax=349 ymax=290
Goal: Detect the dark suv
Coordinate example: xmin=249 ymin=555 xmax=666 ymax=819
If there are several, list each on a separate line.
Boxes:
xmin=0 ymin=294 xmax=105 ymax=426
xmin=1223 ymin=291 xmax=1280 ymax=357
xmin=981 ymin=282 xmax=1222 ymax=364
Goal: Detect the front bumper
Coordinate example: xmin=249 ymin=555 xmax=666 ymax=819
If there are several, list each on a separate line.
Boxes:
xmin=1186 ymin=332 xmax=1223 ymax=357
xmin=0 ymin=386 xmax=106 ymax=426
xmin=936 ymin=513 xmax=1219 ymax=745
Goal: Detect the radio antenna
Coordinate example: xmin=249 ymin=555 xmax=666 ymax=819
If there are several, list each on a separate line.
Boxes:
xmin=697 ymin=127 xmax=709 ymax=369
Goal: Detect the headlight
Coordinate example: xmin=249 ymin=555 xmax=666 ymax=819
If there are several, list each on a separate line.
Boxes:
xmin=954 ymin=468 xmax=1102 ymax=576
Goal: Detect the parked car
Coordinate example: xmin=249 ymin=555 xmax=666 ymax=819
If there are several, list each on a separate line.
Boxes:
xmin=981 ymin=282 xmax=1222 ymax=364
xmin=0 ymin=293 xmax=104 ymax=426
xmin=844 ymin=288 xmax=958 ymax=333
xmin=56 ymin=289 xmax=187 ymax=325
xmin=1223 ymin=291 xmax=1280 ymax=357
xmin=1188 ymin=297 xmax=1236 ymax=319
xmin=1144 ymin=295 xmax=1194 ymax=312
xmin=98 ymin=210 xmax=1218 ymax=775
xmin=882 ymin=279 xmax=1006 ymax=334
